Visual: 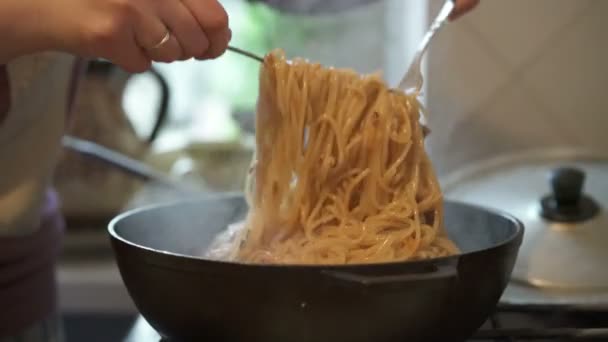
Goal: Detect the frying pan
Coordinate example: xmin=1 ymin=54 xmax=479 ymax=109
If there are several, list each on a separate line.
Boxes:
xmin=109 ymin=193 xmax=523 ymax=342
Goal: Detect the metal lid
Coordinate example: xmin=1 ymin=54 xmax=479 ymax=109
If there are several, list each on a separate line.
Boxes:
xmin=442 ymin=148 xmax=608 ymax=291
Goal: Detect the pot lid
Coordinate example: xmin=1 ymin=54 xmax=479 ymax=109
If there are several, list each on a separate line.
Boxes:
xmin=442 ymin=148 xmax=608 ymax=291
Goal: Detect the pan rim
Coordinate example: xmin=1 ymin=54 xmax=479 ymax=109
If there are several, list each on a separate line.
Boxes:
xmin=108 ymin=192 xmax=524 ymax=270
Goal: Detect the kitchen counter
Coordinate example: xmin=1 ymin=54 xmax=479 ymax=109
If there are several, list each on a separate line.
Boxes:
xmin=56 ymin=214 xmax=136 ymax=314
xmin=58 ymin=256 xmax=136 ymax=314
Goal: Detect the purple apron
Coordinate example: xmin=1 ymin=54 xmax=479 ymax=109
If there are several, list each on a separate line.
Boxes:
xmin=0 ymin=191 xmax=64 ymax=338
xmin=0 ymin=60 xmax=85 ymax=339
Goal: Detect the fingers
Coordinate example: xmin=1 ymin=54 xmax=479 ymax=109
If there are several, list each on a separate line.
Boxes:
xmin=81 ymin=2 xmax=152 ymax=73
xmin=181 ymin=0 xmax=231 ymax=59
xmin=103 ymin=36 xmax=150 ymax=73
xmin=142 ymin=0 xmax=230 ymax=62
xmin=199 ymin=27 xmax=232 ymax=60
xmin=74 ymin=0 xmax=230 ymax=71
xmin=449 ymin=0 xmax=480 ymax=21
xmin=155 ymin=1 xmax=209 ymax=60
xmin=146 ymin=32 xmax=183 ymax=63
xmin=131 ymin=8 xmax=182 ymax=63
xmin=182 ymin=0 xmax=229 ymax=33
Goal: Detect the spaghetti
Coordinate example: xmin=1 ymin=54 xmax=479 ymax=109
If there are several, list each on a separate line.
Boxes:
xmin=206 ymin=49 xmax=459 ymax=265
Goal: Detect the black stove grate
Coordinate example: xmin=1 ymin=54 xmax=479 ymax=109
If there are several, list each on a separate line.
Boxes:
xmin=470 ymin=303 xmax=608 ymax=341
xmin=159 ymin=303 xmax=608 ymax=341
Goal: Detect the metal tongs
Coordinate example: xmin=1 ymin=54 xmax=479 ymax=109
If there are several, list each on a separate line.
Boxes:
xmin=226 ymin=46 xmax=263 ymax=63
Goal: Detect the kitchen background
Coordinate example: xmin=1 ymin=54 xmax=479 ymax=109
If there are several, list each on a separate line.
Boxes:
xmin=55 ymin=0 xmax=608 ymax=340
xmin=426 ymin=0 xmax=607 ymax=176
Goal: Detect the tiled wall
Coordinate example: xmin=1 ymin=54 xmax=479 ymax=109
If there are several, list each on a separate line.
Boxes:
xmin=424 ymin=0 xmax=608 ymax=176
xmin=257 ymin=0 xmax=608 ymax=178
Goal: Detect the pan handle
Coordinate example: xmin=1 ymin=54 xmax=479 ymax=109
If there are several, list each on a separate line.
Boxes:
xmin=322 ymin=262 xmax=458 ymax=286
xmin=61 ymin=135 xmax=189 ymax=192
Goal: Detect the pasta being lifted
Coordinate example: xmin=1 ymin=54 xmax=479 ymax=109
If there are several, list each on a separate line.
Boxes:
xmin=206 ymin=49 xmax=459 ymax=265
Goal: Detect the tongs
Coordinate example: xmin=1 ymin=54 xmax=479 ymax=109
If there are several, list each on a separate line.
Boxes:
xmin=226 ymin=46 xmax=263 ymax=63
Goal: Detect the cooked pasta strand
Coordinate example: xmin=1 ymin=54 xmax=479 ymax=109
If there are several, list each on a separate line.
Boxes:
xmin=206 ymin=50 xmax=459 ymax=265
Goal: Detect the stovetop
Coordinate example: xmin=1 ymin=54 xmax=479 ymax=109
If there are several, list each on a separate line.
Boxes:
xmin=470 ymin=303 xmax=608 ymax=340
xmin=127 ymin=302 xmax=608 ymax=342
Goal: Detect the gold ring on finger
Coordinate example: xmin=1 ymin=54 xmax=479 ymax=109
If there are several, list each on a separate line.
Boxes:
xmin=151 ymin=30 xmax=171 ymax=50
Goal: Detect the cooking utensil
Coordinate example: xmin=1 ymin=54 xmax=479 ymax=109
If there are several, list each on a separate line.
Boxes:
xmin=398 ymin=0 xmax=455 ymax=93
xmin=62 ymin=135 xmax=210 ymax=218
xmin=109 ymin=193 xmax=523 ymax=342
xmin=61 ymin=135 xmax=184 ymax=189
xmin=92 ymin=59 xmax=170 ymax=142
xmin=54 ymin=59 xmax=171 ymax=220
xmin=227 ymin=46 xmax=264 ymax=63
xmin=442 ymin=148 xmax=608 ymax=307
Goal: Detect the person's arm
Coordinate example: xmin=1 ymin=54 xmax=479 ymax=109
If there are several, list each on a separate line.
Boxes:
xmin=0 ymin=0 xmax=54 ymax=63
xmin=0 ymin=0 xmax=231 ymax=72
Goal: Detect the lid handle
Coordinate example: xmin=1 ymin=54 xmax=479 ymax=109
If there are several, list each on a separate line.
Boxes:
xmin=541 ymin=167 xmax=599 ymax=223
xmin=551 ymin=167 xmax=584 ymax=205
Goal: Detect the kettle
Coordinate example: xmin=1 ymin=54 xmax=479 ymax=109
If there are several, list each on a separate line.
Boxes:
xmin=54 ymin=59 xmax=170 ymax=225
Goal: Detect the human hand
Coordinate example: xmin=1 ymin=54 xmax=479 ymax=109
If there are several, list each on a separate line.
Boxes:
xmin=2 ymin=0 xmax=231 ymax=72
xmin=450 ymin=0 xmax=480 ymax=20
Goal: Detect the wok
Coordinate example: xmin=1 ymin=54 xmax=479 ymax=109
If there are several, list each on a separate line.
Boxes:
xmin=109 ymin=193 xmax=523 ymax=342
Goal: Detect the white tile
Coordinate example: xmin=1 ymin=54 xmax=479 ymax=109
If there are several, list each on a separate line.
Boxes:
xmin=521 ymin=1 xmax=608 ymax=150
xmin=426 ymin=20 xmax=510 ymax=133
xmin=428 ymin=81 xmax=565 ymax=175
xmin=463 ymin=0 xmax=590 ymax=67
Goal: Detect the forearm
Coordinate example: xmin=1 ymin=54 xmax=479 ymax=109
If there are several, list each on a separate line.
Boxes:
xmin=0 ymin=0 xmax=54 ymax=63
